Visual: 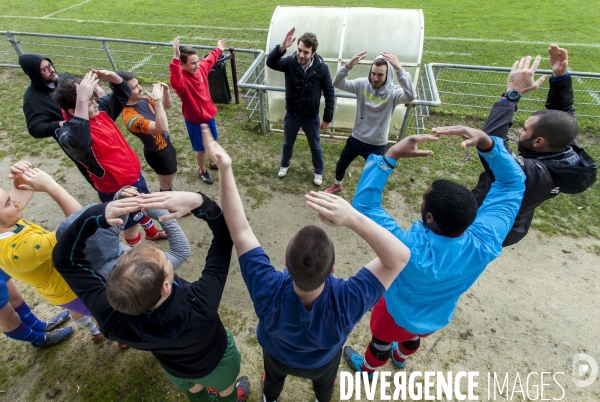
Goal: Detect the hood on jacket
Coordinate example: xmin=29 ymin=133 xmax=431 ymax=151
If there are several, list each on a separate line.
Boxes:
xmin=368 ymin=55 xmax=395 ymax=94
xmin=19 ymin=53 xmax=54 ymax=91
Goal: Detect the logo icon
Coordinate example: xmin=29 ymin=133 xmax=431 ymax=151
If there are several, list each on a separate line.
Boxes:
xmin=571 ymin=353 xmax=598 ymax=388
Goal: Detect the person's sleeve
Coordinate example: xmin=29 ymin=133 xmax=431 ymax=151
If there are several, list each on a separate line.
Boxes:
xmin=169 ymin=59 xmax=185 ymax=94
xmin=23 ymin=101 xmax=60 ymax=139
xmin=199 ymin=47 xmax=223 ymax=75
xmin=332 ymin=65 xmax=359 ymax=94
xmin=266 ymin=45 xmax=288 ymax=71
xmin=122 ymin=107 xmax=151 ymax=134
xmin=339 ymin=268 xmax=386 ymax=324
xmin=238 ymin=247 xmax=285 ymax=319
xmin=391 ymin=69 xmax=416 ymax=104
xmin=321 ymin=64 xmax=335 ymax=123
xmin=469 ymin=137 xmax=526 ymax=249
xmin=144 ymin=208 xmax=191 ymax=270
xmin=96 ymin=80 xmax=132 ymax=122
xmin=55 ymin=117 xmax=93 ymax=161
xmin=546 ymin=75 xmax=575 ymax=116
xmin=51 ymin=203 xmax=119 ymax=324
xmin=482 ymin=101 xmax=517 ymax=142
xmin=4 ymin=231 xmax=56 ymax=272
xmin=187 ymin=195 xmax=233 ymax=315
xmin=352 ymin=154 xmax=413 ymax=245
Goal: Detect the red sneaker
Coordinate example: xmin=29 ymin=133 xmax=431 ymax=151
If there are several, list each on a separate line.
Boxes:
xmin=324 ymin=183 xmax=342 ymax=194
xmin=146 ymin=230 xmax=167 ymax=241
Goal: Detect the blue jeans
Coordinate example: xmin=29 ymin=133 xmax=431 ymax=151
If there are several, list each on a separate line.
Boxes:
xmin=281 ymin=112 xmax=324 ymax=174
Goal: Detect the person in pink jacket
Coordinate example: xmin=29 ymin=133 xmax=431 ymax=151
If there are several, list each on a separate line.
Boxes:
xmin=169 ymin=36 xmax=226 ymax=184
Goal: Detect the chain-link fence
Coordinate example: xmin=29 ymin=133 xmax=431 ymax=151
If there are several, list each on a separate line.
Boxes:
xmin=432 ymin=63 xmax=600 ymax=130
xmin=2 ymin=31 xmax=262 ymax=104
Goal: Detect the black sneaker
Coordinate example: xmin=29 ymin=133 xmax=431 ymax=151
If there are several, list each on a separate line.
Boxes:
xmin=43 ymin=311 xmax=70 ymax=332
xmin=199 ymin=170 xmax=214 ymax=184
xmin=235 ymin=376 xmax=250 ymax=401
xmin=33 ymin=326 xmax=73 ymax=348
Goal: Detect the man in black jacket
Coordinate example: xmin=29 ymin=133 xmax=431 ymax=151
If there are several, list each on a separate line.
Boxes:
xmin=266 ymin=28 xmax=335 ymax=186
xmin=19 ymin=54 xmax=100 ymax=188
xmin=472 ymin=45 xmax=597 ymax=246
xmin=53 ymin=192 xmax=249 ymax=402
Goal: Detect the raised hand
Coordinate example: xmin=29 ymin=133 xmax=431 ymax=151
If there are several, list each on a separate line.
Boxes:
xmin=202 ymin=124 xmax=232 ymax=169
xmin=280 ymin=27 xmax=296 ymax=51
xmin=173 ymin=36 xmax=181 ymax=59
xmin=217 ymin=39 xmax=226 ymax=51
xmin=75 ymin=70 xmax=99 ymax=102
xmin=385 ymin=134 xmax=438 ymax=160
xmin=105 ymin=198 xmax=141 ymax=226
xmin=506 ymin=55 xmax=547 ymax=95
xmin=147 ymin=83 xmax=164 ymax=101
xmin=346 ymin=51 xmax=367 ymax=69
xmin=136 ymin=192 xmax=204 ymax=222
xmin=93 ymin=85 xmax=106 ymax=98
xmin=381 ymin=52 xmax=403 ymax=71
xmin=91 ymin=69 xmax=121 ymax=83
xmin=305 ymin=191 xmax=358 ymax=227
xmin=548 ymin=44 xmax=568 ymax=77
xmin=18 ymin=168 xmax=57 ymax=192
xmin=431 ymin=125 xmax=493 ymax=150
xmin=8 ymin=160 xmax=32 ymax=180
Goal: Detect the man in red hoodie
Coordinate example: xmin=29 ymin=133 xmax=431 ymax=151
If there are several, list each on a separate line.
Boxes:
xmin=169 ymin=36 xmax=226 ymax=184
xmin=54 ymin=70 xmax=166 ymax=245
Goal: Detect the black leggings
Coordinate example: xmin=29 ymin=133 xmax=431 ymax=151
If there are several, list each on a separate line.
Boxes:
xmin=262 ymin=348 xmax=342 ymax=402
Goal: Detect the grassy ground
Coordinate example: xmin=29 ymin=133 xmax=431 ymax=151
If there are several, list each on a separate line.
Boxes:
xmin=0 ymin=1 xmax=599 ymax=400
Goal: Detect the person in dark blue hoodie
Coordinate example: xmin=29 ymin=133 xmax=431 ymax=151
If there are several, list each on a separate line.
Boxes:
xmin=19 ymin=53 xmax=97 ymax=188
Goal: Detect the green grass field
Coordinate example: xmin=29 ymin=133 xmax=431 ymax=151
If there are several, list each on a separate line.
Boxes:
xmin=0 ymin=1 xmax=599 ymax=401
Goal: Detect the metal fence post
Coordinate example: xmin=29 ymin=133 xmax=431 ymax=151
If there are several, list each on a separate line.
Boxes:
xmin=398 ymin=104 xmax=413 ymax=141
xmin=259 ymin=89 xmax=266 ymax=134
xmin=101 ymin=41 xmax=117 ymax=71
xmin=6 ymin=31 xmax=23 ymax=57
xmin=228 ymin=47 xmax=240 ymax=104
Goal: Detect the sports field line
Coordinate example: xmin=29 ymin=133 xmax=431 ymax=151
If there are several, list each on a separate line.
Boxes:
xmin=424 ymin=51 xmax=471 ymax=56
xmin=183 ymin=36 xmax=262 ymax=44
xmin=427 ymin=36 xmax=600 ymax=48
xmin=42 ymin=0 xmax=92 ymax=18
xmin=0 ymin=15 xmax=269 ymax=31
xmin=130 ymin=55 xmax=153 ymax=72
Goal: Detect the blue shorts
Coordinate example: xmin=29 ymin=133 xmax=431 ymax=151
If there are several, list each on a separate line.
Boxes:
xmin=0 ymin=269 xmax=10 ymax=308
xmin=97 ymin=173 xmax=151 ymax=230
xmin=185 ymin=118 xmax=218 ymax=152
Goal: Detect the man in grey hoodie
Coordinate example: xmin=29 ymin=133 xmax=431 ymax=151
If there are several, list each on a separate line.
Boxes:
xmin=325 ymin=52 xmax=416 ymax=194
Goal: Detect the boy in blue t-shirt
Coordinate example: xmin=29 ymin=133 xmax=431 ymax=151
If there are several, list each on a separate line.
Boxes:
xmin=201 ymin=126 xmax=411 ymax=402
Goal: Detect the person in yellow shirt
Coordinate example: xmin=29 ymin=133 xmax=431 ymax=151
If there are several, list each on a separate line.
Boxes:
xmin=0 ymin=161 xmax=102 ymax=344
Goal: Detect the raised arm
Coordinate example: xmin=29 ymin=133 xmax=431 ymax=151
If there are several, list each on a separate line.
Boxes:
xmin=332 ymin=51 xmax=366 ymax=94
xmin=352 ymin=134 xmax=437 ymax=246
xmin=266 ymin=27 xmax=295 ymax=71
xmin=201 ymin=125 xmax=261 ymax=256
xmin=160 ymin=82 xmax=173 ymax=109
xmin=93 ymin=69 xmax=130 ymax=121
xmin=546 ymin=45 xmax=575 ymax=115
xmin=306 ymin=191 xmax=410 ymax=289
xmin=432 ymin=125 xmax=525 ymax=248
xmin=169 ymin=36 xmax=185 ymax=94
xmin=381 ymin=52 xmax=416 ymax=103
xmin=146 ymin=83 xmax=169 ymax=134
xmin=17 ymin=166 xmax=82 ymax=217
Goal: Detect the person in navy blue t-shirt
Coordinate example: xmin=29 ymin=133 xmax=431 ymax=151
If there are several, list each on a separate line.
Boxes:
xmin=201 ymin=125 xmax=410 ymax=402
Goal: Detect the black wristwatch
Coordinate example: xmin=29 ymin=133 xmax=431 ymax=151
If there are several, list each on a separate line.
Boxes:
xmin=502 ymin=90 xmax=521 ymax=102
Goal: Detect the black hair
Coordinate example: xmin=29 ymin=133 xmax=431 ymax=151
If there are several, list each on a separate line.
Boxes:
xmin=530 ymin=109 xmax=578 ymax=151
xmin=425 ymin=179 xmax=478 ymax=235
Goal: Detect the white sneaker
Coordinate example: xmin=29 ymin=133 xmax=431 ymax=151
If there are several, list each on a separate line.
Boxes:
xmin=278 ymin=166 xmax=289 ymax=178
xmin=314 ymin=173 xmax=323 ymax=186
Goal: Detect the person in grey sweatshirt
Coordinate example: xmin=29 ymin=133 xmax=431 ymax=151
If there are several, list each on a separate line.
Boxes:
xmin=324 ymin=52 xmax=416 ymax=194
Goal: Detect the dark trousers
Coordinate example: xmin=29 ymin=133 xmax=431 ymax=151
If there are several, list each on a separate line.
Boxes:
xmin=281 ymin=112 xmax=324 ymax=174
xmin=335 ymin=136 xmax=386 ymax=182
xmin=263 ymin=348 xmax=342 ymax=402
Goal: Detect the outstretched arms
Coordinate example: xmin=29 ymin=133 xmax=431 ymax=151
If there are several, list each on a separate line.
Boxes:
xmin=8 ymin=161 xmax=81 ymax=216
xmin=305 ymin=191 xmax=410 ymax=289
xmin=201 ymin=125 xmax=261 ymax=257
